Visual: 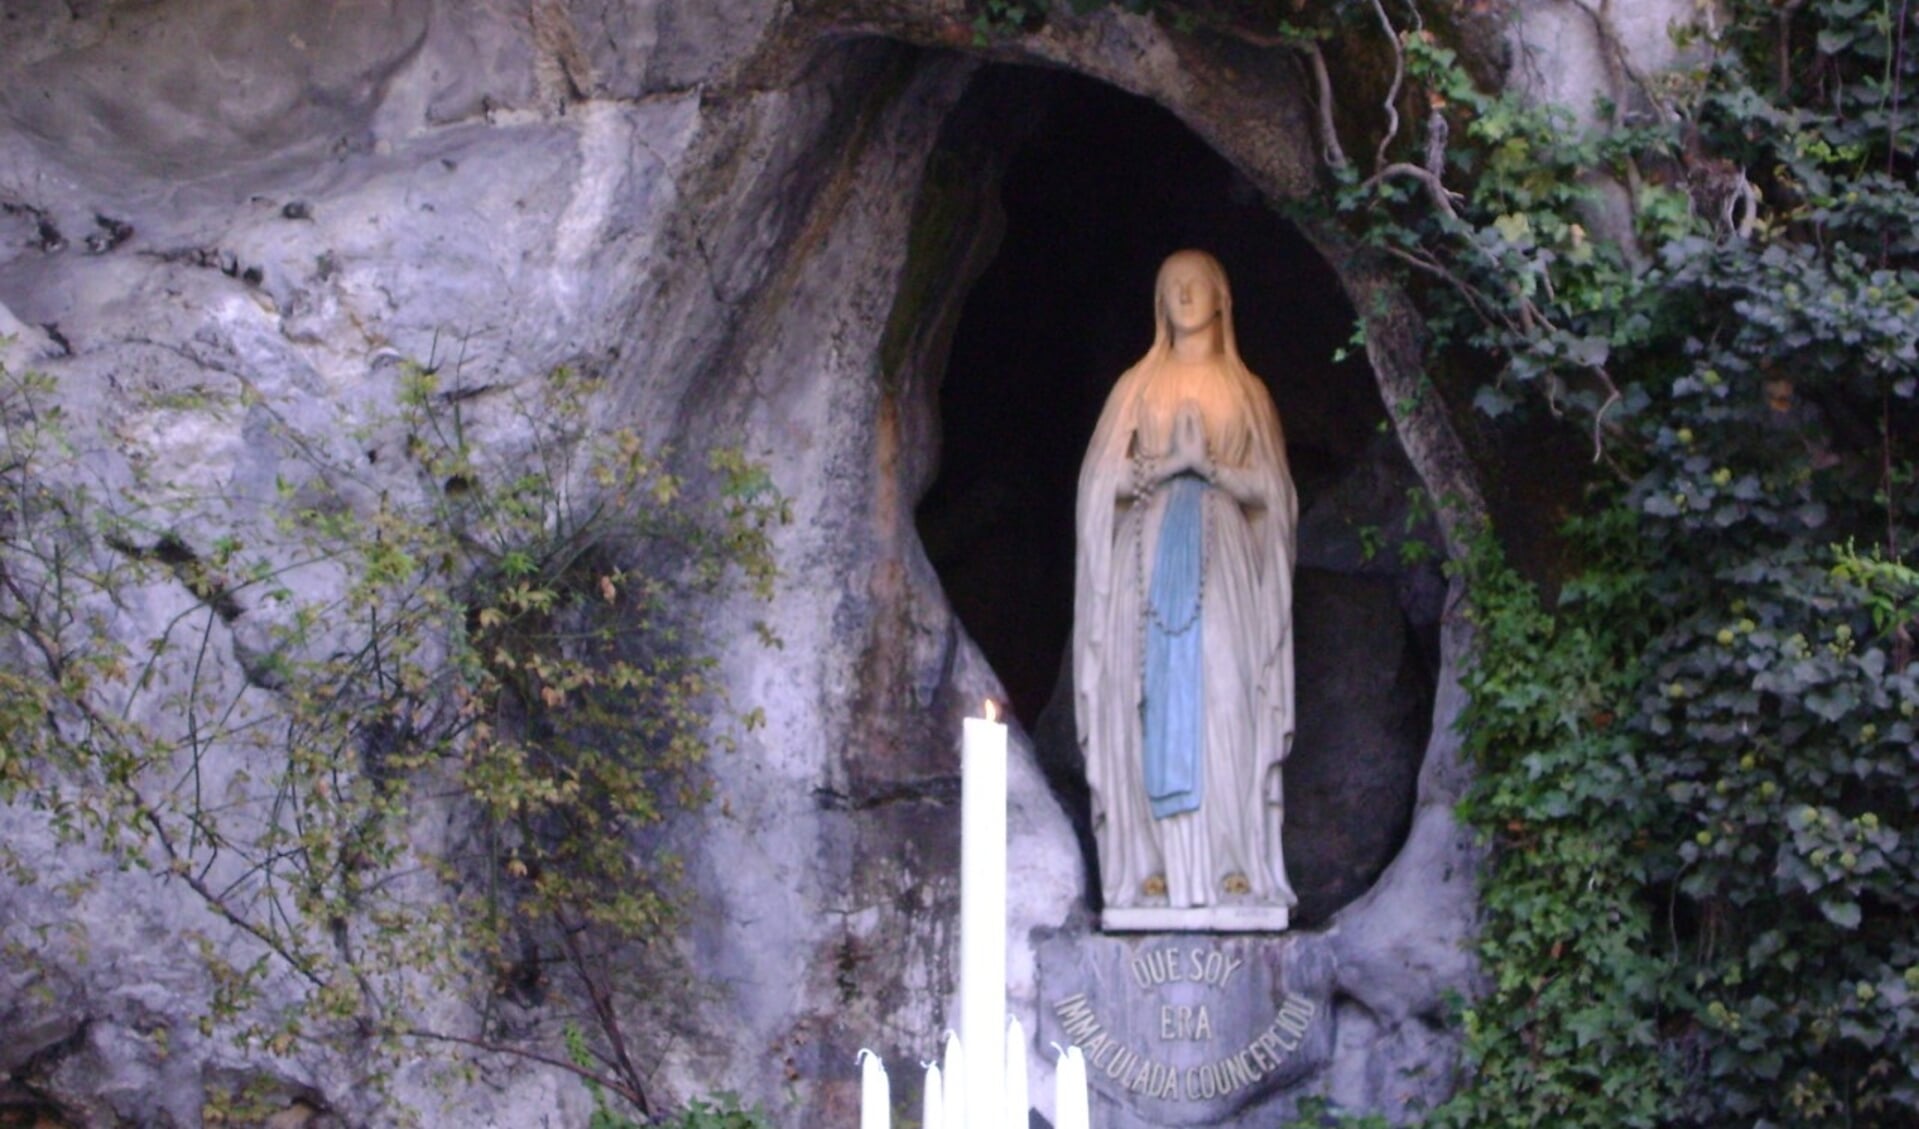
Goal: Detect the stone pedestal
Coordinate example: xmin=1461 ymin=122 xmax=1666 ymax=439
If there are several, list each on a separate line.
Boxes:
xmin=1100 ymin=905 xmax=1290 ymax=933
xmin=1036 ymin=929 xmax=1336 ymax=1126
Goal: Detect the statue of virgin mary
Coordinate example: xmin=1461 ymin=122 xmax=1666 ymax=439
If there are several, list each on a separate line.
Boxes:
xmin=1073 ymin=250 xmax=1298 ymax=931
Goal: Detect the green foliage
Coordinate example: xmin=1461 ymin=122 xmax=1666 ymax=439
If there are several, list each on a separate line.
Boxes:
xmin=564 ymin=1025 xmax=772 ymax=1128
xmin=1286 ymin=1094 xmax=1395 ymax=1127
xmin=1439 ymin=519 xmax=1678 ymax=1128
xmin=647 ymin=1097 xmax=773 ymax=1129
xmin=0 ymin=354 xmax=785 ymax=1117
xmin=1288 ymin=0 xmax=1919 ymax=1123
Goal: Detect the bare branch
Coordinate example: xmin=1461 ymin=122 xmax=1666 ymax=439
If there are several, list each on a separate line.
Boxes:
xmin=1591 ymin=370 xmax=1623 ymax=463
xmin=1379 ymin=244 xmax=1513 ymax=333
xmin=557 ymin=913 xmax=653 ymax=1117
xmin=1362 ymin=162 xmax=1464 ymax=219
xmin=1569 ymin=0 xmax=1668 ymax=123
xmin=1370 ymin=0 xmax=1406 ymax=171
xmin=1305 ymin=43 xmax=1350 ymax=172
xmin=402 ymin=1028 xmax=648 ymax=1110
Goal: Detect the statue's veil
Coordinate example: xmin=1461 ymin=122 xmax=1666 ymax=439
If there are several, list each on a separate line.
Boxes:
xmin=1138 ymin=249 xmax=1249 ymax=381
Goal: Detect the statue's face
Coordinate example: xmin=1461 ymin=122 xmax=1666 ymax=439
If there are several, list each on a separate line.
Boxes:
xmin=1161 ymin=258 xmax=1222 ymax=338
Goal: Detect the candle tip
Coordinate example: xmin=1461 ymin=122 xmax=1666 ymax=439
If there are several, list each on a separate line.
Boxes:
xmin=983 ymin=699 xmax=1000 ymax=723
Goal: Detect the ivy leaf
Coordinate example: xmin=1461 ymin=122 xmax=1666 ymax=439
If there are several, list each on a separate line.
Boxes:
xmin=1817 ymin=896 xmax=1862 ymax=929
xmin=1493 ymin=212 xmax=1535 ymax=247
xmin=1475 ymin=384 xmax=1518 ymax=417
xmin=1567 ymin=335 xmax=1611 ymax=369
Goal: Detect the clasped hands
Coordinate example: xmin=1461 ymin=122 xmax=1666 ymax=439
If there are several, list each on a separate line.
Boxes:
xmin=1153 ymin=404 xmax=1215 ymax=485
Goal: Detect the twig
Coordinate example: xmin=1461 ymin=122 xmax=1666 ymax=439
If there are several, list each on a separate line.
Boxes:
xmin=557 ymin=913 xmax=654 ymax=1117
xmin=1379 ymin=244 xmax=1510 ymax=332
xmin=1775 ymin=0 xmax=1807 ymax=100
xmin=1891 ymin=0 xmax=1911 ymax=178
xmin=1590 ymin=369 xmax=1623 ymax=464
xmin=402 ymin=1027 xmax=648 ymax=1109
xmin=1305 ymin=42 xmax=1350 ymax=172
xmin=1362 ymin=162 xmax=1464 ymax=219
xmin=1570 ymin=0 xmax=1668 ymax=122
xmin=143 ymin=809 xmax=331 ymax=990
xmin=1884 ymin=389 xmax=1902 ymax=564
xmin=1370 ymin=0 xmax=1406 ymax=171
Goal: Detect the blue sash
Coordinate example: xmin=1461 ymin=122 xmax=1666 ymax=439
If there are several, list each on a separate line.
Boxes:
xmin=1143 ymin=474 xmax=1204 ymax=819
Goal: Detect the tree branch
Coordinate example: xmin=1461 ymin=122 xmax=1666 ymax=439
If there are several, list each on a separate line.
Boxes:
xmin=401 ymin=1027 xmax=648 ymax=1110
xmin=1370 ymin=0 xmax=1406 ymax=171
xmin=557 ymin=913 xmax=653 ymax=1117
xmin=1362 ymin=162 xmax=1463 ymax=219
xmin=1305 ymin=42 xmax=1350 ymax=172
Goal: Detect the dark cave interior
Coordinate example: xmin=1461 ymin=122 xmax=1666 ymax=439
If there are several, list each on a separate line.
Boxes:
xmin=915 ymin=65 xmax=1384 ymax=725
xmin=911 ymin=64 xmax=1438 ymax=924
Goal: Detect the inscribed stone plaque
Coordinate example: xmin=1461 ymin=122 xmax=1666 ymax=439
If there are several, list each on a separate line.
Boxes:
xmin=1036 ymin=930 xmax=1336 ymax=1125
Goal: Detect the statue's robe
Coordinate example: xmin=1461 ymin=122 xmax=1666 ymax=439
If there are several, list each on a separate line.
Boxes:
xmin=1073 ymin=354 xmax=1297 ymax=910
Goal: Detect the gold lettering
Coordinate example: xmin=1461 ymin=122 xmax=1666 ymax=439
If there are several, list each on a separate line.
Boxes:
xmin=1193 ymin=1004 xmax=1212 ymax=1040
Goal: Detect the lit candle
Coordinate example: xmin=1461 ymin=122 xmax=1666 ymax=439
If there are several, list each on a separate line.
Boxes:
xmin=961 ymin=701 xmax=1008 ymax=1129
xmin=922 ymin=1061 xmax=944 ymax=1129
xmin=1053 ymin=1044 xmax=1090 ymax=1129
xmin=942 ymin=1030 xmax=967 ymax=1129
xmin=858 ymin=1049 xmax=889 ymax=1129
xmin=1004 ymin=1016 xmax=1028 ymax=1129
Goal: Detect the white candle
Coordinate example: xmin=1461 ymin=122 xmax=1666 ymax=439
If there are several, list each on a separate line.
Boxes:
xmin=858 ymin=1048 xmax=889 ymax=1129
xmin=1004 ymin=1016 xmax=1028 ymax=1129
xmin=961 ymin=702 xmax=1008 ymax=1129
xmin=942 ymin=1030 xmax=968 ymax=1129
xmin=1053 ymin=1044 xmax=1090 ymax=1129
xmin=922 ymin=1062 xmax=944 ymax=1129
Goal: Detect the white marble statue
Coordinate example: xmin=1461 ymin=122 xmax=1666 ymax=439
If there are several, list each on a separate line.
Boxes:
xmin=1073 ymin=250 xmax=1298 ymax=931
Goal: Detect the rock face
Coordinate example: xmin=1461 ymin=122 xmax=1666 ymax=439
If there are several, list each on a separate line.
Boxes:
xmin=0 ymin=1 xmax=1582 ymax=1124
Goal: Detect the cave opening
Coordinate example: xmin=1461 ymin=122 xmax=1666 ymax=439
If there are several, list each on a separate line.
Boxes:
xmin=912 ymin=64 xmax=1441 ymax=924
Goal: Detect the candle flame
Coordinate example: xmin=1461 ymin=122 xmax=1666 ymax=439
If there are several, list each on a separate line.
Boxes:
xmin=983 ymin=699 xmax=1000 ymax=723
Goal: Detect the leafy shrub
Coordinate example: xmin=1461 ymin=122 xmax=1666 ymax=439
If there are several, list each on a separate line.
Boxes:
xmin=0 ymin=355 xmax=785 ymax=1118
xmin=1331 ymin=0 xmax=1919 ymax=1123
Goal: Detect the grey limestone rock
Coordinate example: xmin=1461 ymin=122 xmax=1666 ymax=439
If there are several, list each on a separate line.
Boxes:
xmin=0 ymin=0 xmax=1692 ymax=1123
